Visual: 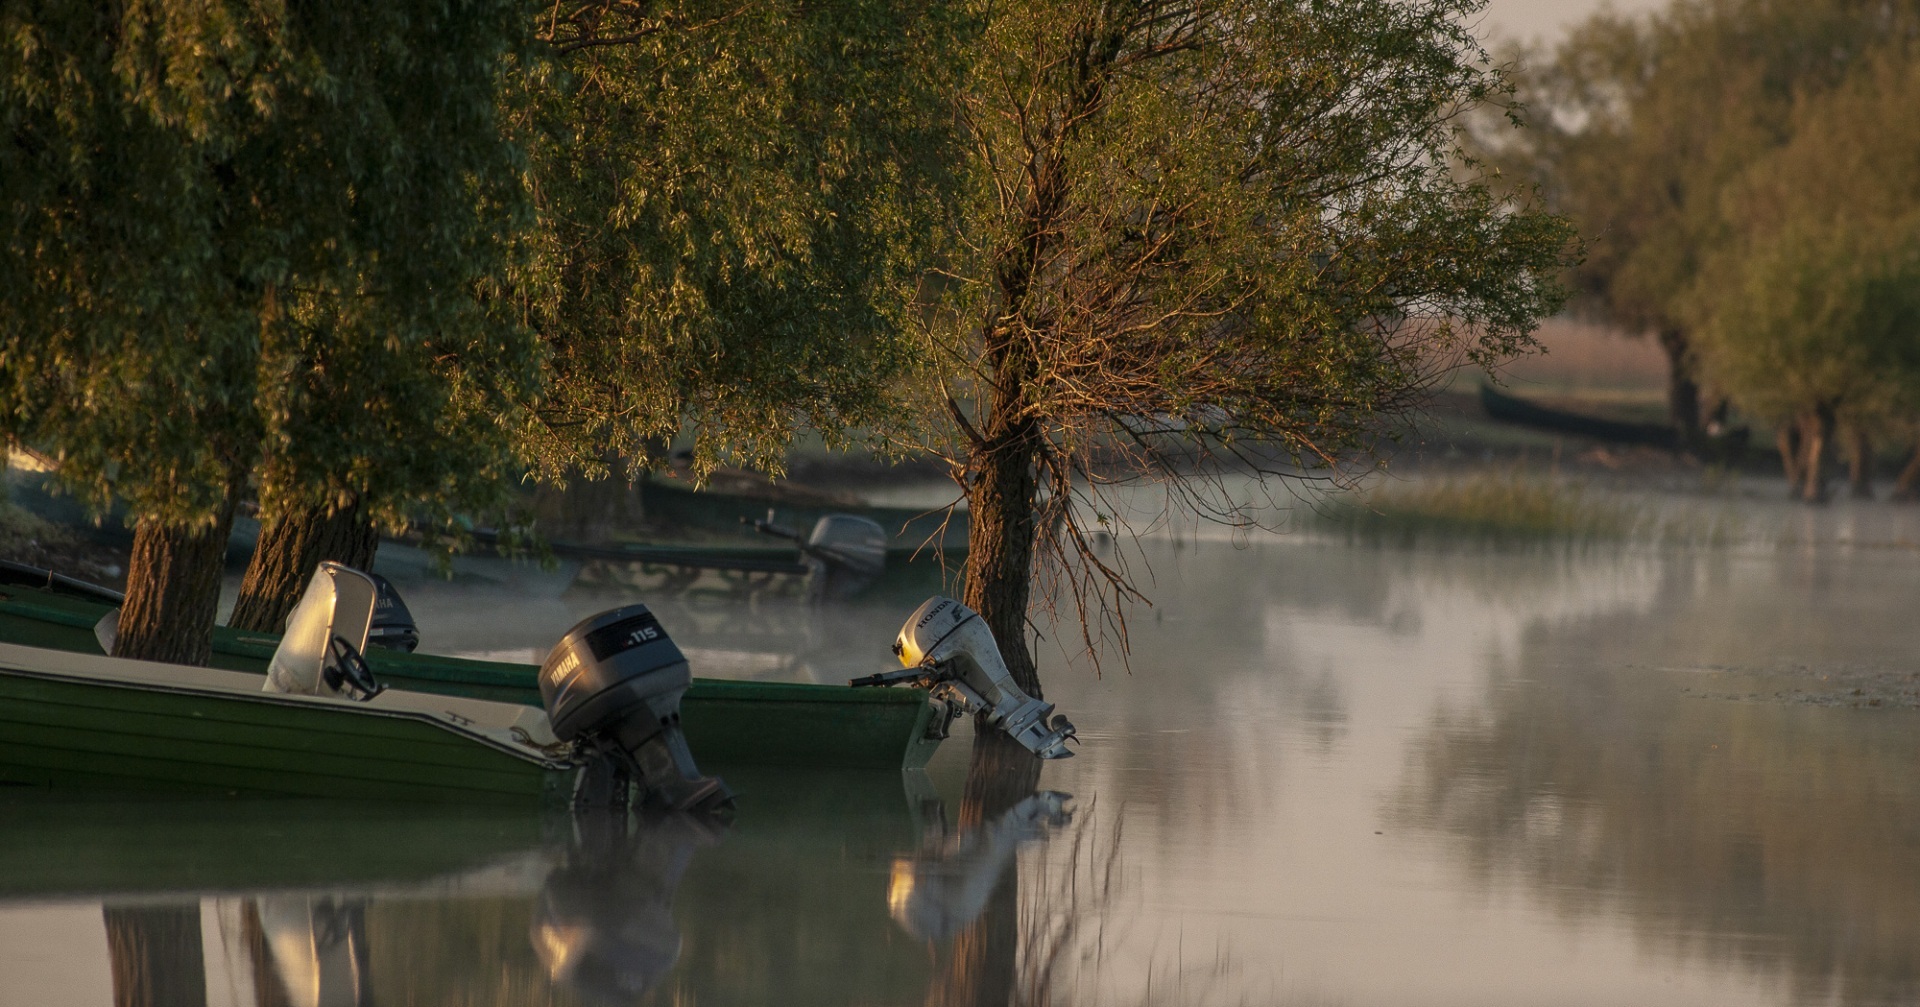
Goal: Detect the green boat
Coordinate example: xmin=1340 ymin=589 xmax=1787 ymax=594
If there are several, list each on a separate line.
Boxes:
xmin=0 ymin=640 xmax=577 ymax=804
xmin=0 ymin=583 xmax=946 ymax=774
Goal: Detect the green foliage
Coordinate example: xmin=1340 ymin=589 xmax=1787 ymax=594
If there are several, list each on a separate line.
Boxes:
xmin=931 ymin=0 xmax=1574 ymax=533
xmin=1686 ymin=54 xmax=1920 ymax=427
xmin=936 ymin=0 xmax=1571 ymax=460
xmin=1499 ymin=0 xmax=1917 ymax=337
xmin=509 ymin=0 xmax=965 ymax=484
xmin=0 ymin=0 xmax=537 ymax=531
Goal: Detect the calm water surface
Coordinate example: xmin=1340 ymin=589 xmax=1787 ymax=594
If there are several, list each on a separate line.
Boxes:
xmin=5 ymin=493 xmax=1920 ymax=1006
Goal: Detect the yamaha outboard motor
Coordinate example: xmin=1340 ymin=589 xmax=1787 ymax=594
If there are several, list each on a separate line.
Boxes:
xmin=539 ymin=606 xmax=733 ymax=813
xmin=365 ymin=573 xmax=419 ymax=653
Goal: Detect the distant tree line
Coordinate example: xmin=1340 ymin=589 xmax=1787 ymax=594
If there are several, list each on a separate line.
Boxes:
xmin=1496 ymin=0 xmax=1920 ymax=501
xmin=1 ymin=0 xmax=1571 ymax=684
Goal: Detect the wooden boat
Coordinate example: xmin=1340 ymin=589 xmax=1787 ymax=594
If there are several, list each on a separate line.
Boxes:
xmin=0 ymin=584 xmax=946 ymax=773
xmin=1477 ymin=383 xmax=1680 ymax=450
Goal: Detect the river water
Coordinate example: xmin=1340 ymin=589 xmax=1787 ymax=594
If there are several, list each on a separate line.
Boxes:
xmin=4 ymin=483 xmax=1920 ymax=1006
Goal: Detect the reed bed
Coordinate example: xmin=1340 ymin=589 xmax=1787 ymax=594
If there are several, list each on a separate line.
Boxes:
xmin=1313 ymin=472 xmax=1744 ymax=548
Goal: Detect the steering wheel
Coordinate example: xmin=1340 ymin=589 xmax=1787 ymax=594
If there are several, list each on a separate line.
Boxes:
xmin=322 ymin=634 xmax=387 ymax=701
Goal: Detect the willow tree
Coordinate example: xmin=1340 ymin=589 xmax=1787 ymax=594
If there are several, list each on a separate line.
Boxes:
xmin=1686 ymin=54 xmax=1920 ymax=502
xmin=924 ymin=0 xmax=1573 ymax=699
xmin=507 ymin=0 xmax=960 ymax=487
xmin=1496 ymin=0 xmax=1920 ymax=444
xmin=1 ymin=0 xmax=531 ymax=661
xmin=225 ymin=3 xmax=539 ymax=634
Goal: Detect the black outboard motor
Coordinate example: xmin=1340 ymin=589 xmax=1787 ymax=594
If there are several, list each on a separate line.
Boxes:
xmin=366 ymin=573 xmax=419 ymax=653
xmin=539 ymin=605 xmax=733 ymax=813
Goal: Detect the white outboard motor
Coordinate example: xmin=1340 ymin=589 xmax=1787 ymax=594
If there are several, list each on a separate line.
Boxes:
xmin=854 ymin=597 xmax=1077 ymax=759
xmin=539 ymin=605 xmax=732 ymax=813
xmin=263 ymin=562 xmax=386 ymax=701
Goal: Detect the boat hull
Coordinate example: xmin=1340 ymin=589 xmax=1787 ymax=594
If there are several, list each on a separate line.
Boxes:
xmin=0 ymin=645 xmax=573 ymax=804
xmin=0 ymin=589 xmax=945 ymax=771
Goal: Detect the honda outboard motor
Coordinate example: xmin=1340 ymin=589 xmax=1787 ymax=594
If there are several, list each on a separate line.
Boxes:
xmin=262 ymin=562 xmax=385 ymax=701
xmin=853 ymin=596 xmax=1078 ymax=759
xmin=365 ymin=573 xmax=419 ymax=653
xmin=251 ymin=895 xmax=373 ymax=1007
xmin=539 ymin=606 xmax=732 ymax=813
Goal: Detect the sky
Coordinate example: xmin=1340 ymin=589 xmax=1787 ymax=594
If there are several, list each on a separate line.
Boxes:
xmin=1476 ymin=0 xmax=1667 ymax=46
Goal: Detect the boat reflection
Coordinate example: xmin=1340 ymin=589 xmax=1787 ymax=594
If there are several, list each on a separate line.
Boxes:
xmin=530 ymin=811 xmax=724 ymax=1003
xmin=890 ymin=791 xmax=1072 ymax=942
xmin=247 ymin=895 xmax=373 ymax=1007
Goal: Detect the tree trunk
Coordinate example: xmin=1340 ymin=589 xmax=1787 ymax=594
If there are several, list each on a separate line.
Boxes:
xmin=1892 ymin=443 xmax=1920 ymax=502
xmin=116 ymin=498 xmax=238 ymax=666
xmin=1657 ymin=327 xmax=1702 ymax=447
xmin=925 ymin=730 xmax=1044 ymax=1007
xmin=229 ymin=498 xmax=379 ymax=634
xmin=1800 ymin=405 xmax=1834 ymax=504
xmin=1847 ymin=426 xmax=1874 ymax=500
xmin=104 ymin=903 xmax=207 ymax=1007
xmin=1776 ymin=422 xmax=1804 ymax=491
xmin=962 ymin=434 xmax=1043 ymax=699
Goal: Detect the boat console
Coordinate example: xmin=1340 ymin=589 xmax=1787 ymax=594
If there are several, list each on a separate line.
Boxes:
xmin=262 ymin=562 xmax=387 ymax=701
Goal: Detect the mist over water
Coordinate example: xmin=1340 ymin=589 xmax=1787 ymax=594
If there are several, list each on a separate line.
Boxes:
xmin=7 ymin=485 xmax=1920 ymax=1006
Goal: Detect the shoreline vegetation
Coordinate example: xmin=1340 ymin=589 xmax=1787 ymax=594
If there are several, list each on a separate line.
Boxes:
xmin=1309 ymin=471 xmax=1747 ymax=549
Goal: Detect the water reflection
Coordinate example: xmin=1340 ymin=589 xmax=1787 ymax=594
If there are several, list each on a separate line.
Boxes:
xmin=891 ymin=790 xmax=1072 ymax=942
xmin=249 ymin=896 xmax=371 ymax=1007
xmin=531 ymin=812 xmax=721 ymax=1003
xmin=1394 ymin=559 xmax=1920 ymax=1006
xmin=22 ymin=521 xmax=1920 ymax=1005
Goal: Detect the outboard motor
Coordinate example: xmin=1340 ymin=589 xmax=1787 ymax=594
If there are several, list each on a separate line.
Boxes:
xmin=539 ymin=606 xmax=733 ymax=813
xmin=852 ymin=596 xmax=1078 ymax=759
xmin=800 ymin=514 xmax=887 ymax=602
xmin=749 ymin=512 xmax=888 ymax=601
xmin=365 ymin=573 xmax=419 ymax=653
xmin=262 ymin=562 xmax=385 ymax=701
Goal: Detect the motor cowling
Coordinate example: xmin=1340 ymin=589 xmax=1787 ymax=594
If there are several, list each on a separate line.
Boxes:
xmin=366 ymin=573 xmax=419 ymax=653
xmin=891 ymin=597 xmax=1077 ymax=759
xmin=539 ymin=605 xmax=732 ymax=813
xmin=802 ymin=514 xmax=887 ymax=602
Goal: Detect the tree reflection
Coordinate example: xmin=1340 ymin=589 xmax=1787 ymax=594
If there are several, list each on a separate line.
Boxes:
xmin=103 ymin=903 xmax=207 ymax=1007
xmin=925 ymin=729 xmax=1046 ymax=1007
xmin=1396 ymin=599 xmax=1920 ymax=1006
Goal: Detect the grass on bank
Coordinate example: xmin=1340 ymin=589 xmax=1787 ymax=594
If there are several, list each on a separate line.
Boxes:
xmin=1314 ymin=472 xmax=1743 ymax=548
